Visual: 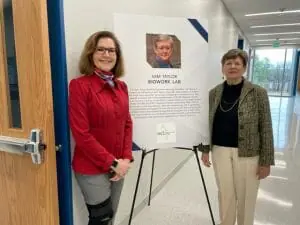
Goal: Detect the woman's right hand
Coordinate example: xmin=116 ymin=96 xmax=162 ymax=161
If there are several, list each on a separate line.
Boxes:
xmin=201 ymin=153 xmax=211 ymax=167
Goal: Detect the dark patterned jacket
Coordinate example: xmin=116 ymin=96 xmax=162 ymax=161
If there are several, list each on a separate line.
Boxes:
xmin=204 ymin=79 xmax=275 ymax=166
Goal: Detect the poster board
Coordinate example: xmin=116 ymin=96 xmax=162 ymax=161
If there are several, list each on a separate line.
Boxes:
xmin=114 ymin=14 xmax=209 ymax=150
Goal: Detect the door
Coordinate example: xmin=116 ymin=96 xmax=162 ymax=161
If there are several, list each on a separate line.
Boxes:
xmin=0 ymin=0 xmax=59 ymax=225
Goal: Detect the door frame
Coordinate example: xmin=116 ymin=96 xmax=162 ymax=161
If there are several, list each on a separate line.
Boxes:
xmin=47 ymin=0 xmax=73 ymax=225
xmin=292 ymin=49 xmax=300 ymax=95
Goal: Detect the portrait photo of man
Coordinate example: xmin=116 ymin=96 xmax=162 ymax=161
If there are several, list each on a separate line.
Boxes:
xmin=146 ymin=34 xmax=181 ymax=69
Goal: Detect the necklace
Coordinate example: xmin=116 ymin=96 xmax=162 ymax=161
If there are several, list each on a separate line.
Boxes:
xmin=219 ymin=98 xmax=239 ymax=112
xmin=222 ymin=99 xmax=237 ymax=104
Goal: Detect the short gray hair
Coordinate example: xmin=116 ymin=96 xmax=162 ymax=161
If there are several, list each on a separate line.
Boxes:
xmin=221 ymin=49 xmax=248 ymax=67
xmin=153 ymin=34 xmax=174 ymax=48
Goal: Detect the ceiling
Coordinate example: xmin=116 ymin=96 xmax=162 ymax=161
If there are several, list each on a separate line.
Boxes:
xmin=222 ymin=0 xmax=300 ymax=47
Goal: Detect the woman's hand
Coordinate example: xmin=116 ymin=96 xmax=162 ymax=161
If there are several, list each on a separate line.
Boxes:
xmin=110 ymin=173 xmax=123 ymax=182
xmin=112 ymin=159 xmax=131 ymax=177
xmin=120 ymin=159 xmax=132 ymax=174
xmin=257 ymin=166 xmax=271 ymax=180
xmin=201 ymin=153 xmax=211 ymax=167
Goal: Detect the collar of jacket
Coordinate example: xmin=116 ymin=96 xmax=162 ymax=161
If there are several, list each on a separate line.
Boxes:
xmin=213 ymin=78 xmax=255 ymax=108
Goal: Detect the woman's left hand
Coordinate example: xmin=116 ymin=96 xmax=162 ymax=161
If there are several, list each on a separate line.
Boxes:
xmin=120 ymin=158 xmax=132 ymax=174
xmin=110 ymin=159 xmax=132 ymax=182
xmin=257 ymin=166 xmax=271 ymax=180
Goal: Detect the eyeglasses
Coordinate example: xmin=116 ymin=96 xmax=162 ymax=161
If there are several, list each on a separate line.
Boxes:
xmin=96 ymin=47 xmax=117 ymax=55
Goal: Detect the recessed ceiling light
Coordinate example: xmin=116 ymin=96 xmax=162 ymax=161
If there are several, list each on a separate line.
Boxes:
xmin=256 ymin=43 xmax=298 ymax=46
xmin=254 ymin=32 xmax=300 ymax=36
xmin=251 ymin=23 xmax=300 ymax=28
xmin=256 ymin=38 xmax=300 ymax=42
xmin=280 ymin=38 xmax=300 ymax=40
xmin=256 ymin=39 xmax=276 ymax=42
xmin=245 ymin=9 xmax=300 ymax=17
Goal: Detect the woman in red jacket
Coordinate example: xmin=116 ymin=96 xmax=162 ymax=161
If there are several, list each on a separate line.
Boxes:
xmin=68 ymin=31 xmax=133 ymax=225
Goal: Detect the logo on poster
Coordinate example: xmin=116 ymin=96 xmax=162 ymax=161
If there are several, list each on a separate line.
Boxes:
xmin=156 ymin=123 xmax=176 ymax=143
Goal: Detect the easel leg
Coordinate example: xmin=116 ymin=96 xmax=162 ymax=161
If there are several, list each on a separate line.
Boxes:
xmin=128 ymin=150 xmax=146 ymax=225
xmin=148 ymin=150 xmax=156 ymax=206
xmin=193 ymin=146 xmax=216 ymax=225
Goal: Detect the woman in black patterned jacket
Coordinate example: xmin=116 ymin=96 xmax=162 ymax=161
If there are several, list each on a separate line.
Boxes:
xmin=201 ymin=49 xmax=274 ymax=225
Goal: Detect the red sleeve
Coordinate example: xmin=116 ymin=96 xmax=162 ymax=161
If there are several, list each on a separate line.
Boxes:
xmin=122 ymin=82 xmax=133 ymax=161
xmin=68 ymin=79 xmax=115 ymax=170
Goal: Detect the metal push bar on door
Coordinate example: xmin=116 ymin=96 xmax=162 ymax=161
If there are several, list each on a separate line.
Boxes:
xmin=0 ymin=129 xmax=46 ymax=164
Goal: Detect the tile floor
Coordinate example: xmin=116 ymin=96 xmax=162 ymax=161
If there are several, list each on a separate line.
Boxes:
xmin=130 ymin=95 xmax=300 ymax=225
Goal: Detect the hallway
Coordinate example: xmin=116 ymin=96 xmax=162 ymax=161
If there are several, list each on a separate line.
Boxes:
xmin=130 ymin=96 xmax=300 ymax=225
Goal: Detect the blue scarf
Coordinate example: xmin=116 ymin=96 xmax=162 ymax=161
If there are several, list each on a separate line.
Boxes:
xmin=94 ymin=69 xmax=115 ymax=87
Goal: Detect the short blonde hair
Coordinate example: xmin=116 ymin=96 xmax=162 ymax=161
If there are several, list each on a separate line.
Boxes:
xmin=153 ymin=34 xmax=174 ymax=48
xmin=78 ymin=31 xmax=125 ymax=77
xmin=221 ymin=49 xmax=248 ymax=67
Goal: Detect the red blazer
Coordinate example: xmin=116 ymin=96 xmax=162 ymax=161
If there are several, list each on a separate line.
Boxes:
xmin=68 ymin=74 xmax=133 ymax=174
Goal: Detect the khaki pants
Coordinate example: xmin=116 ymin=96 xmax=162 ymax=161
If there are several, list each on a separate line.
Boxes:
xmin=212 ymin=146 xmax=260 ymax=225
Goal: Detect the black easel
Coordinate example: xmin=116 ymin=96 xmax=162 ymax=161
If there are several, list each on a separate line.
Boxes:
xmin=127 ymin=144 xmax=216 ymax=225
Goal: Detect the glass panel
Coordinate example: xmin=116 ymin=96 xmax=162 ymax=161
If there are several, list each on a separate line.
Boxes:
xmin=251 ymin=48 xmax=297 ymax=97
xmin=269 ymin=97 xmax=295 ymax=149
xmin=251 ymin=48 xmax=285 ymax=96
xmin=3 ymin=1 xmax=22 ymax=128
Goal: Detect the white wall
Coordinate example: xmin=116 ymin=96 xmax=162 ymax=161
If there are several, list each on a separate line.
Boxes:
xmin=63 ymin=0 xmax=246 ymax=224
